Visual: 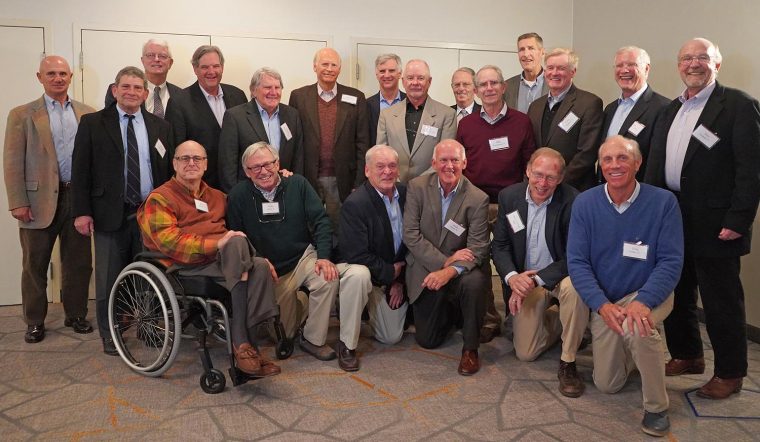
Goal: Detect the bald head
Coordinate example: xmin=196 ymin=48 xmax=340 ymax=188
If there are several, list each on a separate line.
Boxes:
xmin=37 ymin=56 xmax=73 ymax=102
xmin=313 ymin=47 xmax=341 ymax=89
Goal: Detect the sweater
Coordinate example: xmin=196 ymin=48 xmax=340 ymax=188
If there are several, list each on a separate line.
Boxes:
xmin=226 ymin=174 xmax=333 ymax=275
xmin=567 ymin=183 xmax=683 ymax=311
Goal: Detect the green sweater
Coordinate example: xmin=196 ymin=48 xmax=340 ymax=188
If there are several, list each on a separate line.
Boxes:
xmin=226 ymin=175 xmax=333 ymax=276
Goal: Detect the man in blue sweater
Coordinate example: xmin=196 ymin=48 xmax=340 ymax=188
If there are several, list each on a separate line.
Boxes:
xmin=567 ymin=135 xmax=683 ymax=438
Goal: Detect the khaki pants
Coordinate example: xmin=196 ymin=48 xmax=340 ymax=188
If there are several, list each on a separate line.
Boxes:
xmin=367 ymin=286 xmax=408 ymax=345
xmin=513 ymin=277 xmax=588 ymax=362
xmin=590 ymin=292 xmax=674 ymax=413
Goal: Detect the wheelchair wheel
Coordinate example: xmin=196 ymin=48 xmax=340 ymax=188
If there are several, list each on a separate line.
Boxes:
xmin=108 ymin=261 xmax=182 ymax=377
xmin=200 ymin=369 xmax=226 ymax=394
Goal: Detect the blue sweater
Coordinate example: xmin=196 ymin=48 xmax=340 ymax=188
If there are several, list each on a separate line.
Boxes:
xmin=567 ymin=184 xmax=684 ymax=311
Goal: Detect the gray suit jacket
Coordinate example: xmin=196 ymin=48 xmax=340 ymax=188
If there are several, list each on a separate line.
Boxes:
xmin=218 ymin=100 xmax=304 ymax=192
xmin=403 ymin=174 xmax=490 ymax=303
xmin=4 ymin=96 xmax=95 ymax=228
xmin=504 ymin=72 xmax=549 ymax=112
xmin=377 ymin=97 xmax=457 ymax=183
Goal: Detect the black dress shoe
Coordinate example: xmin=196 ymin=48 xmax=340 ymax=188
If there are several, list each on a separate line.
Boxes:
xmin=64 ymin=317 xmax=94 ymax=334
xmin=25 ymin=325 xmax=45 ymax=343
xmin=102 ymin=337 xmax=119 ymax=356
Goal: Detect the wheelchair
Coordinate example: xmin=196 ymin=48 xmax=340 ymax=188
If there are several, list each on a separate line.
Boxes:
xmin=107 ymin=254 xmax=294 ymax=394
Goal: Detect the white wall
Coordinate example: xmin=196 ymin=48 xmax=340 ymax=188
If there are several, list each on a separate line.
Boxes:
xmin=573 ymin=0 xmax=760 ymax=328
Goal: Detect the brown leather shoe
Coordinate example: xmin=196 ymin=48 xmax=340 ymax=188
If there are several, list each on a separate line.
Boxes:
xmin=665 ymin=357 xmax=705 ymax=376
xmin=257 ymin=355 xmax=282 ymax=377
xmin=479 ymin=326 xmax=501 ymax=343
xmin=336 ymin=340 xmax=360 ymax=372
xmin=558 ymin=360 xmax=585 ymax=398
xmin=233 ymin=343 xmax=262 ymax=376
xmin=458 ymin=349 xmax=480 ymax=376
xmin=298 ymin=335 xmax=337 ymax=361
xmin=696 ymin=376 xmax=743 ymax=399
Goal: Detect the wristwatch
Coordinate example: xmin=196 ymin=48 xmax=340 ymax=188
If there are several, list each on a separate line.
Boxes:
xmin=530 ymin=275 xmax=541 ymax=287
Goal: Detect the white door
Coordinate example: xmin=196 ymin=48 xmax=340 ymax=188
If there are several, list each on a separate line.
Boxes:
xmin=0 ymin=24 xmax=48 ymax=305
xmin=459 ymin=49 xmax=521 ymax=84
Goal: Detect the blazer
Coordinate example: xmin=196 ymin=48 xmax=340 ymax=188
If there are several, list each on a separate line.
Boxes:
xmin=71 ymin=105 xmax=174 ymax=232
xmin=504 ymin=72 xmax=549 ymax=112
xmin=166 ymin=81 xmax=247 ymax=189
xmin=338 ymin=180 xmax=407 ymax=287
xmin=218 ymin=100 xmax=304 ymax=193
xmin=288 ymin=82 xmax=369 ymax=202
xmin=645 ymin=82 xmax=760 ymax=258
xmin=403 ymin=174 xmax=490 ymax=303
xmin=3 ymin=96 xmax=95 ymax=229
xmin=491 ymin=182 xmax=578 ymax=295
xmin=450 ymin=102 xmax=482 ymax=116
xmin=527 ymin=84 xmax=603 ymax=190
xmin=367 ymin=90 xmax=406 ymax=146
xmin=600 ymin=85 xmax=670 ymax=180
xmin=104 ymin=81 xmax=182 ymax=117
xmin=377 ymin=97 xmax=457 ymax=183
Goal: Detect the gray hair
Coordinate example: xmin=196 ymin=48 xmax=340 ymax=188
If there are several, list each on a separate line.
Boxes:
xmin=114 ymin=66 xmax=146 ymax=88
xmin=313 ymin=47 xmax=341 ymax=66
xmin=615 ymin=46 xmax=651 ymax=67
xmin=375 ymin=53 xmax=402 ymax=68
xmin=191 ymin=45 xmax=224 ymax=67
xmin=476 ymin=65 xmax=505 ymax=84
xmin=142 ymin=38 xmax=172 ymax=58
xmin=250 ymin=67 xmax=283 ymax=90
xmin=545 ymin=47 xmax=579 ymax=70
xmin=405 ymin=59 xmax=431 ymax=76
xmin=433 ymin=139 xmax=466 ymax=160
xmin=366 ymin=144 xmax=399 ymax=165
xmin=600 ymin=135 xmax=642 ymax=161
xmin=242 ymin=141 xmax=279 ymax=165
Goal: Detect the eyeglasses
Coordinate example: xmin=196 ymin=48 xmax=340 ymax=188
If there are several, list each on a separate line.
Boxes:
xmin=174 ymin=155 xmax=207 ymax=164
xmin=245 ymin=159 xmax=278 ymax=174
xmin=529 ymin=171 xmax=560 ymax=183
xmin=451 ymin=82 xmax=474 ymax=88
xmin=143 ymin=53 xmax=170 ymax=60
xmin=679 ymin=54 xmax=712 ymax=65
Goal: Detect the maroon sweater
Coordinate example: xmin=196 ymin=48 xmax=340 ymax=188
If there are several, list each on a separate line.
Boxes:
xmin=457 ymin=108 xmax=536 ymax=202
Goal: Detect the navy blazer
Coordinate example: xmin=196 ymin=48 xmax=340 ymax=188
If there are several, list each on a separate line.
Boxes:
xmin=338 ymin=180 xmax=407 ymax=287
xmin=492 ymin=181 xmax=578 ymax=295
xmin=367 ymin=91 xmax=406 ymax=146
xmin=450 ymin=102 xmax=482 ymax=115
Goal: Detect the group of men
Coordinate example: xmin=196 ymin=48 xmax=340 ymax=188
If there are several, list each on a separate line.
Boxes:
xmin=5 ymin=31 xmax=759 ymax=438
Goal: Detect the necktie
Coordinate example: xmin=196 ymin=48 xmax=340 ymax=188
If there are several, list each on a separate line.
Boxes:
xmin=457 ymin=108 xmax=468 ymax=123
xmin=125 ymin=115 xmax=142 ymax=206
xmin=153 ymin=86 xmax=164 ymax=119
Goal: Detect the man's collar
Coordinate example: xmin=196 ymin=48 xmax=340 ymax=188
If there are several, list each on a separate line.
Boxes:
xmin=437 ymin=177 xmax=462 ymax=197
xmin=456 ymin=101 xmax=476 ymax=115
xmin=524 ymin=185 xmax=553 ymax=207
xmin=43 ymin=94 xmax=70 ymax=107
xmin=317 ymin=83 xmax=338 ymax=97
xmin=679 ymin=80 xmax=716 ymax=103
xmin=199 ymin=82 xmax=223 ymax=99
xmin=604 ymin=181 xmax=641 ymax=206
xmin=620 ymin=83 xmax=648 ymax=103
xmin=254 ymin=174 xmax=282 ymax=195
xmin=373 ymin=184 xmax=399 ymax=201
xmin=380 ymin=89 xmax=401 ymax=104
xmin=255 ymin=99 xmax=279 ymax=117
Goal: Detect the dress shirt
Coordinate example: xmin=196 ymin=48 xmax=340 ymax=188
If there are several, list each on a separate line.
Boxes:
xmin=604 ymin=181 xmax=641 ymax=214
xmin=317 ymin=83 xmax=338 ymax=102
xmin=547 ymin=85 xmax=572 ymax=111
xmin=199 ymin=83 xmax=226 ymax=126
xmin=256 ymin=100 xmax=282 ymax=151
xmin=455 ymin=102 xmax=476 ymax=123
xmin=606 ymin=84 xmax=648 ymax=138
xmin=438 ymin=178 xmax=464 ymax=274
xmin=480 ymin=103 xmax=508 ymax=125
xmin=43 ymin=94 xmax=78 ymax=182
xmin=145 ymin=80 xmax=169 ymax=115
xmin=517 ymin=70 xmax=545 ymax=113
xmin=380 ymin=90 xmax=402 ymax=110
xmin=116 ymin=105 xmax=153 ymax=201
xmin=664 ymin=81 xmax=716 ymax=191
xmin=255 ymin=175 xmax=281 ymax=202
xmin=504 ymin=187 xmax=553 ymax=286
xmin=375 ymin=186 xmax=403 ymax=253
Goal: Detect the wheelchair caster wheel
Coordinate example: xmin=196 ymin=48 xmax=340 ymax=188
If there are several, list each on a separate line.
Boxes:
xmin=276 ymin=338 xmax=294 ymax=360
xmin=200 ymin=369 xmax=226 ymax=394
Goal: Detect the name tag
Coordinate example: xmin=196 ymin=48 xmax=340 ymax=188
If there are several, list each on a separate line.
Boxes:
xmin=558 ymin=111 xmax=580 ymax=133
xmin=194 ymin=199 xmax=208 ymax=212
xmin=261 ymin=202 xmax=280 ymax=215
xmin=155 ymin=139 xmax=166 ymax=158
xmin=421 ymin=124 xmax=439 ymax=137
xmin=281 ymin=122 xmax=293 ymax=141
xmin=444 ymin=219 xmax=465 ymax=236
xmin=622 ymin=241 xmax=648 ymax=261
xmin=627 ymin=121 xmax=645 ymax=137
xmin=489 ymin=136 xmax=510 ymax=151
xmin=692 ymin=124 xmax=720 ymax=149
xmin=506 ymin=210 xmax=525 ymax=233
xmin=341 ymin=94 xmax=357 ymax=105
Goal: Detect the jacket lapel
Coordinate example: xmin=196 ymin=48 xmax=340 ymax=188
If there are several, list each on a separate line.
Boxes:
xmin=366 ymin=181 xmax=396 ymax=259
xmin=438 ymin=179 xmax=466 ymax=247
xmin=246 ymin=101 xmax=270 ymax=142
xmin=190 ymin=82 xmax=220 ymax=128
xmin=304 ymin=84 xmax=321 ymax=138
xmin=412 ymin=100 xmax=436 ymax=155
xmin=547 ymin=85 xmax=577 ymax=143
xmin=31 ymin=97 xmax=54 ymax=157
xmin=683 ymin=83 xmax=725 ymax=169
xmin=391 ymin=100 xmax=410 ymax=153
xmin=103 ymin=105 xmax=124 ymax=155
xmin=619 ymin=86 xmax=653 ymax=135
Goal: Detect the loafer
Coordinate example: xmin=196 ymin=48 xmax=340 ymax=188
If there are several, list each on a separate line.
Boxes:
xmin=24 ymin=324 xmax=45 ymax=343
xmin=233 ymin=343 xmax=263 ymax=375
xmin=696 ymin=376 xmax=743 ymax=399
xmin=479 ymin=326 xmax=501 ymax=344
xmin=458 ymin=349 xmax=480 ymax=376
xmin=102 ymin=337 xmax=119 ymax=356
xmin=336 ymin=340 xmax=360 ymax=372
xmin=298 ymin=335 xmax=336 ymax=361
xmin=641 ymin=411 xmax=670 ymax=437
xmin=557 ymin=360 xmax=585 ymax=398
xmin=665 ymin=357 xmax=705 ymax=376
xmin=64 ymin=317 xmax=93 ymax=334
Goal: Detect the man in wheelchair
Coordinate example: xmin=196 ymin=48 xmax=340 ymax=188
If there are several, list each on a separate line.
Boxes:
xmin=136 ymin=140 xmax=281 ymax=378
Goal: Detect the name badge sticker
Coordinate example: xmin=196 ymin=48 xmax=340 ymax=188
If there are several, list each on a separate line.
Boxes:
xmin=692 ymin=124 xmax=720 ymax=149
xmin=444 ymin=219 xmax=465 ymax=237
xmin=489 ymin=137 xmax=510 ymax=151
xmin=261 ymin=202 xmax=280 ymax=215
xmin=506 ymin=210 xmax=525 ymax=233
xmin=194 ymin=199 xmax=209 ymax=212
xmin=421 ymin=124 xmax=439 ymax=137
xmin=341 ymin=94 xmax=357 ymax=105
xmin=622 ymin=241 xmax=648 ymax=261
xmin=281 ymin=123 xmax=293 ymax=141
xmin=155 ymin=139 xmax=167 ymax=158
xmin=558 ymin=111 xmax=580 ymax=133
xmin=627 ymin=121 xmax=646 ymax=136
